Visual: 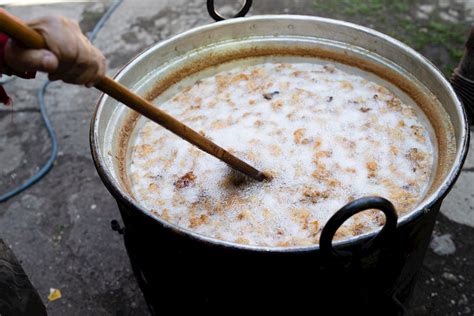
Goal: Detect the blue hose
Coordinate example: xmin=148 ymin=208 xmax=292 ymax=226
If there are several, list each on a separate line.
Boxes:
xmin=0 ymin=0 xmax=123 ymax=202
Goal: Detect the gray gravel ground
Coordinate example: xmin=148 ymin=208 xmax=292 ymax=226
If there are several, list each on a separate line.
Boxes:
xmin=0 ymin=0 xmax=473 ymax=315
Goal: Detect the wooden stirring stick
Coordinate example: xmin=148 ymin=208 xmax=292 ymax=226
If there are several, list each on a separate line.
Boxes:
xmin=0 ymin=9 xmax=267 ymax=181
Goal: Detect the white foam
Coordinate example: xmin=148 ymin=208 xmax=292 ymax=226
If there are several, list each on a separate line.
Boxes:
xmin=129 ymin=62 xmax=434 ymax=247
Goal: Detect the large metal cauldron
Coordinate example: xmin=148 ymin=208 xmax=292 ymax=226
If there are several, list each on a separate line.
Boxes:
xmin=90 ymin=14 xmax=470 ymax=315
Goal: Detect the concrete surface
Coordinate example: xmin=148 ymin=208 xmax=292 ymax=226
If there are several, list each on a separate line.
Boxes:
xmin=0 ymin=0 xmax=473 ymax=315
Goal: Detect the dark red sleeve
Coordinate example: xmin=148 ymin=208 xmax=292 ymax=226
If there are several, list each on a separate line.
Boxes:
xmin=0 ymin=33 xmax=11 ymax=105
xmin=0 ymin=33 xmax=36 ymax=105
xmin=0 ymin=33 xmax=8 ymax=71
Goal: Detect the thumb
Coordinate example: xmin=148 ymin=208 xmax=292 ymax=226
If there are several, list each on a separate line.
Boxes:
xmin=5 ymin=41 xmax=58 ymax=73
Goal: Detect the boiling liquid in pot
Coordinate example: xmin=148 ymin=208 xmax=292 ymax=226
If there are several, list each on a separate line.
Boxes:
xmin=128 ymin=59 xmax=434 ymax=247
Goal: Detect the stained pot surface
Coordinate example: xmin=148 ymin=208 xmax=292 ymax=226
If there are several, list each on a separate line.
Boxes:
xmin=91 ymin=16 xmax=468 ymax=252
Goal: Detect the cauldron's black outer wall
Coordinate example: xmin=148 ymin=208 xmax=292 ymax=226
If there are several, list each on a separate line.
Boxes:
xmin=113 ymin=197 xmax=441 ymax=315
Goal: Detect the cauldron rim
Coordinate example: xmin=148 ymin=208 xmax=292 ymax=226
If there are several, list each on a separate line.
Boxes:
xmin=90 ymin=15 xmax=470 ymax=253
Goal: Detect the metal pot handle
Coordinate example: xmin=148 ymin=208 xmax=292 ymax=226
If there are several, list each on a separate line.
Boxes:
xmin=207 ymin=0 xmax=252 ymax=22
xmin=320 ymin=196 xmax=398 ymax=259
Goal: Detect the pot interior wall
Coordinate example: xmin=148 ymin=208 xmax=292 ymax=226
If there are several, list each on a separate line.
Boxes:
xmin=92 ymin=16 xmax=466 ymax=248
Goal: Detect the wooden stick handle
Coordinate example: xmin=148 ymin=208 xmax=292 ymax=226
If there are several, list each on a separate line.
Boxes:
xmin=96 ymin=77 xmax=267 ymax=181
xmin=0 ymin=9 xmax=46 ymax=49
xmin=0 ymin=9 xmax=267 ymax=181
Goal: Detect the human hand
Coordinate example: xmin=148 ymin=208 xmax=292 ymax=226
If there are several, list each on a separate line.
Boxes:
xmin=3 ymin=15 xmax=106 ymax=87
